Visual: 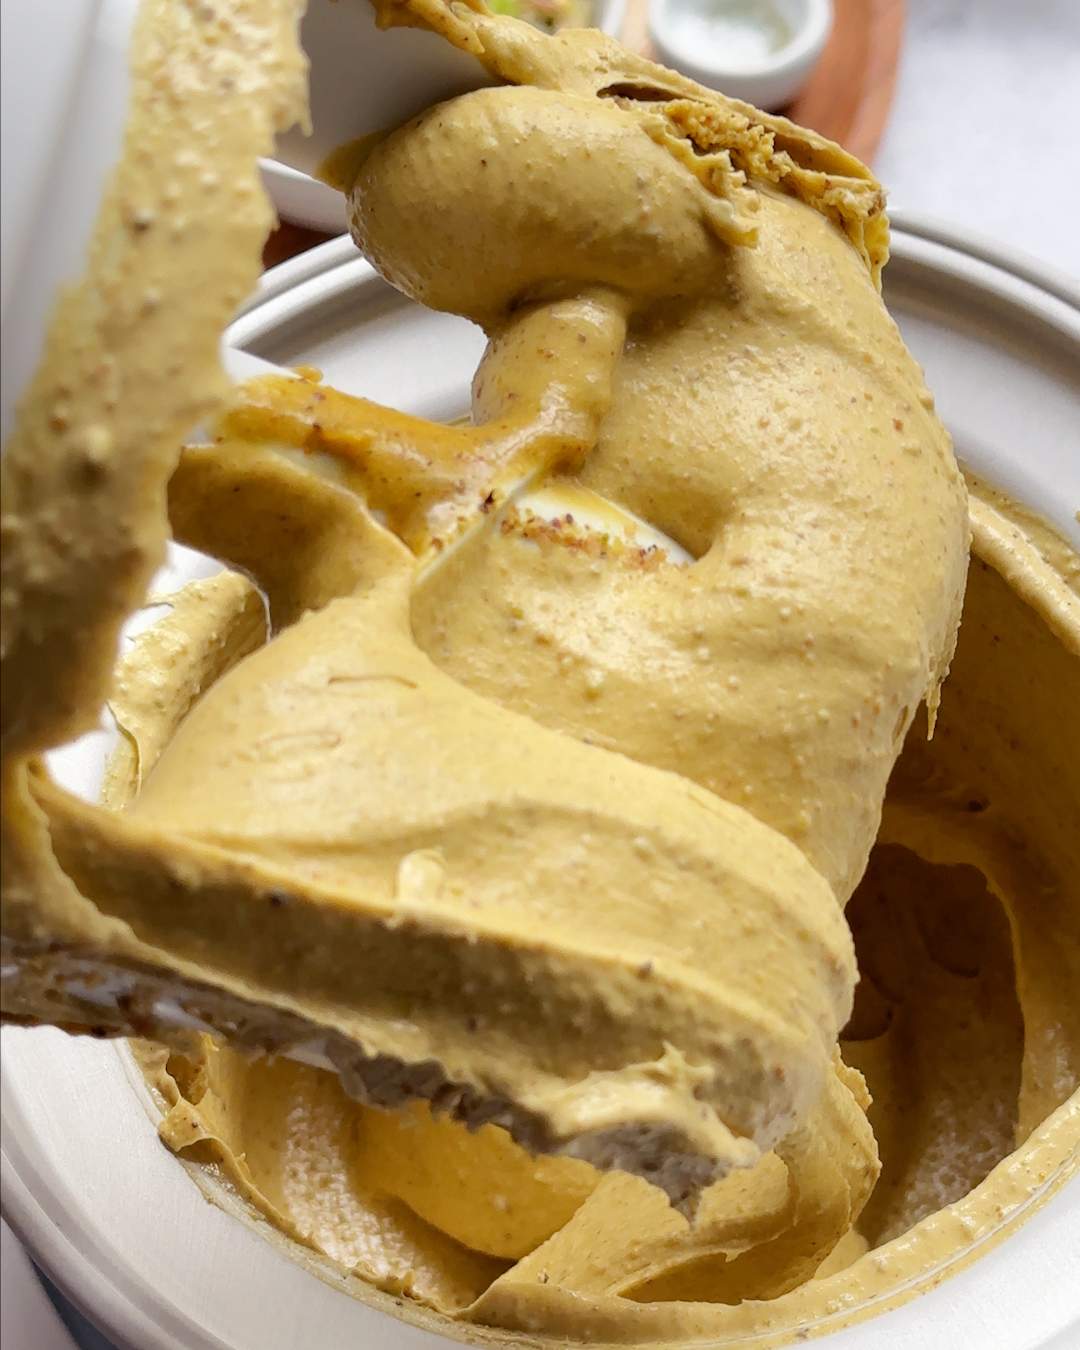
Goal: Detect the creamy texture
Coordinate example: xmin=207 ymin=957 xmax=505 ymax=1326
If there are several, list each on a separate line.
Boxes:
xmin=0 ymin=0 xmax=1076 ymax=1343
xmin=2 ymin=0 xmax=968 ymax=1205
xmin=0 ymin=1 xmax=307 ymax=1015
xmin=138 ymin=484 xmax=1079 ymax=1342
xmin=133 ymin=485 xmax=1078 ymax=1339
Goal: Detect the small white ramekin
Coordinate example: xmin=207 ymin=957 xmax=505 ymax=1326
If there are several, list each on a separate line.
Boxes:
xmin=649 ymin=0 xmax=833 ymax=109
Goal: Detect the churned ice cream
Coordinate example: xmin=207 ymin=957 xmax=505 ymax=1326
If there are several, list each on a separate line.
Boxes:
xmin=1 ymin=0 xmax=1076 ymax=1343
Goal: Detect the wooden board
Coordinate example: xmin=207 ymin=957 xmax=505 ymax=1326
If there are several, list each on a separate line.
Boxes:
xmin=262 ymin=221 xmax=334 ymax=269
xmin=622 ymin=0 xmax=904 ymax=164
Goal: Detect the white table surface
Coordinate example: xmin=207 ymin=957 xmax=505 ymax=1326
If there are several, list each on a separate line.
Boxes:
xmin=2 ymin=2 xmax=1077 ymax=1346
xmin=875 ymin=0 xmax=1078 ymax=277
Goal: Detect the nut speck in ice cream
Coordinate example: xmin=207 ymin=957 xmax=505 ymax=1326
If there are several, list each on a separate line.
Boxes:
xmin=1 ymin=0 xmax=1077 ymax=1344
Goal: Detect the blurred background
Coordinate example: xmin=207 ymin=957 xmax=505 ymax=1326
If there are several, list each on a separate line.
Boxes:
xmin=875 ymin=0 xmax=1076 ymax=273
